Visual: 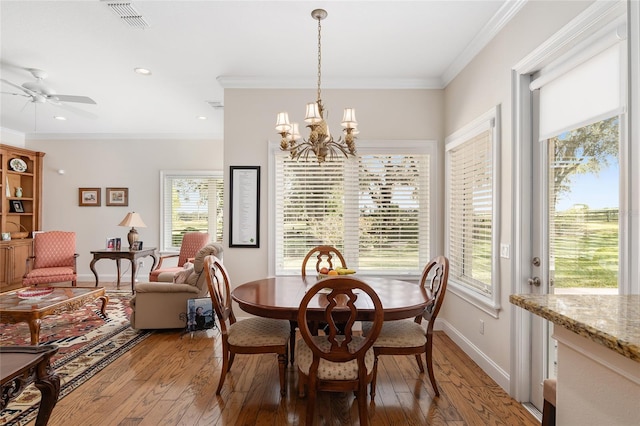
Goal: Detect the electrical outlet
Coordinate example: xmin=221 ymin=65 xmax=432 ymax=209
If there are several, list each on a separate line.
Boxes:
xmin=138 ymin=260 xmax=144 ymax=269
xmin=479 ymin=319 xmax=485 ymax=335
xmin=500 ymin=243 xmax=510 ymax=259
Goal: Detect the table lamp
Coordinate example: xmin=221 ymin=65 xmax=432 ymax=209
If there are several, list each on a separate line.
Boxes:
xmin=118 ymin=212 xmax=146 ymax=248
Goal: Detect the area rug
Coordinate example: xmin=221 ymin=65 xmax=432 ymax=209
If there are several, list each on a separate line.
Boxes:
xmin=0 ymin=290 xmax=152 ymax=425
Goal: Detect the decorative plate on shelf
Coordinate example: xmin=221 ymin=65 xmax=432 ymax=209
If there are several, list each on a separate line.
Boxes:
xmin=17 ymin=287 xmax=54 ymax=299
xmin=9 ymin=158 xmax=27 ymax=172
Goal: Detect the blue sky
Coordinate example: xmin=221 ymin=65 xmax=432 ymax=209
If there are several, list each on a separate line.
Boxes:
xmin=555 ymin=162 xmax=619 ymax=211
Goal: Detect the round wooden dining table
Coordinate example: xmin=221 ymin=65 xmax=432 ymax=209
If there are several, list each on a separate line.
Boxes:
xmin=231 ymin=276 xmax=431 ymax=322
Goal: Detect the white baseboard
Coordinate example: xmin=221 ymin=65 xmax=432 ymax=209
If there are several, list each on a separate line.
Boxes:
xmin=435 ymin=318 xmax=510 ymax=392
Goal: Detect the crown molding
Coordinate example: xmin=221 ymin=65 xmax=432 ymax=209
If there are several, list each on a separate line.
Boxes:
xmin=216 ymin=76 xmax=444 ymax=90
xmin=24 ymin=132 xmax=223 ymax=141
xmin=441 ymin=0 xmax=528 ymax=86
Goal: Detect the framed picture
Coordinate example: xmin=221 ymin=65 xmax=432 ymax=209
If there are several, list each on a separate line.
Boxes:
xmin=106 ymin=237 xmax=117 ymax=250
xmin=79 ymin=188 xmax=101 ymax=206
xmin=131 ymin=240 xmax=143 ymax=250
xmin=106 ymin=187 xmax=128 ymax=206
xmin=10 ymin=200 xmax=24 ymax=213
xmin=186 ymin=298 xmax=216 ymax=331
xmin=229 ymin=166 xmax=260 ymax=248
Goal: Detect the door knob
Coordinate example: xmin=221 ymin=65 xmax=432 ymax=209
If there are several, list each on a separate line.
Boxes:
xmin=528 ymin=277 xmax=541 ymax=287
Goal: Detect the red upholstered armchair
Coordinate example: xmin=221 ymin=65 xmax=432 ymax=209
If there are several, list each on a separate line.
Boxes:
xmin=149 ymin=232 xmax=210 ymax=282
xmin=23 ymin=231 xmax=78 ymax=286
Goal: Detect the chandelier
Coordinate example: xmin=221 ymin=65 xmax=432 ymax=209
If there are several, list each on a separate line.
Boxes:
xmin=275 ymin=9 xmax=358 ymax=163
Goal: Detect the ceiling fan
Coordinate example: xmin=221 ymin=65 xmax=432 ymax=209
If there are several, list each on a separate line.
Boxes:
xmin=1 ymin=68 xmax=96 ymax=106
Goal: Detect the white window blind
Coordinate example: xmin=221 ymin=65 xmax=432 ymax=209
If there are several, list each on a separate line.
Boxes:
xmin=160 ymin=171 xmax=223 ymax=252
xmin=274 ymin=147 xmax=431 ymax=276
xmin=447 ymin=130 xmax=493 ymax=294
xmin=534 ymin=43 xmax=624 ymax=140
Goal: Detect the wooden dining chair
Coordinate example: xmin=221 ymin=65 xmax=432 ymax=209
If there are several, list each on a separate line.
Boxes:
xmin=363 ymin=255 xmax=449 ymax=400
xmin=300 ymin=245 xmax=347 ymax=277
xmin=204 ymin=255 xmax=291 ymax=396
xmin=296 ymin=276 xmax=384 ymax=426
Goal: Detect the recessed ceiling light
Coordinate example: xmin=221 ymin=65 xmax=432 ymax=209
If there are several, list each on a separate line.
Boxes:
xmin=197 ymin=116 xmax=207 ymax=120
xmin=134 ymin=67 xmax=152 ymax=75
xmin=54 ymin=116 xmax=66 ymax=121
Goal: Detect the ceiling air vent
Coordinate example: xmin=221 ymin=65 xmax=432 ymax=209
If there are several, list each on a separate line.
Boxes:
xmin=101 ymin=1 xmax=149 ymax=28
xmin=207 ymin=101 xmax=224 ymax=110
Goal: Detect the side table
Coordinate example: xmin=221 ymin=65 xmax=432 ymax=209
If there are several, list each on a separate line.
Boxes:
xmin=0 ymin=345 xmax=60 ymax=426
xmin=89 ymin=248 xmax=157 ymax=293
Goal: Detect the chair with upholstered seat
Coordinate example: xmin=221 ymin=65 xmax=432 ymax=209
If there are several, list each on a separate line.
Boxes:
xmin=296 ymin=276 xmax=383 ymax=426
xmin=23 ymin=231 xmax=78 ymax=287
xmin=149 ymin=231 xmax=209 ymax=282
xmin=363 ymin=255 xmax=449 ymax=400
xmin=301 ymin=245 xmax=347 ymax=277
xmin=205 ymin=255 xmax=290 ymax=396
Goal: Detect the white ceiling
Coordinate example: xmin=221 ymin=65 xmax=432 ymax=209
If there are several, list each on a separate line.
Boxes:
xmin=0 ymin=0 xmax=523 ymax=140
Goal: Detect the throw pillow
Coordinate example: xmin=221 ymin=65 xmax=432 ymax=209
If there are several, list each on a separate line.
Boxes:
xmin=174 ymin=262 xmax=194 ymax=284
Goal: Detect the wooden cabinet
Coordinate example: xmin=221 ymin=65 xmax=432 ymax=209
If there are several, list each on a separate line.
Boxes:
xmin=0 ymin=239 xmax=33 ymax=292
xmin=0 ymin=144 xmax=44 ymax=292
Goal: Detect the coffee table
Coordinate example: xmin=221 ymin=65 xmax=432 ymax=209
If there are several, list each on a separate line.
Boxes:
xmin=0 ymin=287 xmax=108 ymax=345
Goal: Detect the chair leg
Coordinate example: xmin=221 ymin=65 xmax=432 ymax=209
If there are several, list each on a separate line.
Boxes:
xmin=289 ymin=321 xmax=296 ymax=365
xmin=228 ymin=352 xmax=236 ymax=370
xmin=216 ymin=344 xmax=230 ymax=395
xmin=370 ymin=356 xmax=379 ymax=401
xmin=358 ymin=381 xmax=369 ymax=426
xmin=298 ymin=370 xmax=306 ymax=397
xmin=278 ymin=352 xmax=287 ymax=396
xmin=425 ymin=339 xmax=439 ymax=397
xmin=415 ymin=353 xmax=425 ymax=373
xmin=306 ymin=378 xmax=317 ymax=425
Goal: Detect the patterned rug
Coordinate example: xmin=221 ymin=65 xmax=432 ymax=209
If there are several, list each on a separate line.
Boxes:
xmin=0 ymin=290 xmax=152 ymax=425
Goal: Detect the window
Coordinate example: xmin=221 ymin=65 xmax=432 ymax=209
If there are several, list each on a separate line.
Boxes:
xmin=160 ymin=171 xmax=224 ymax=252
xmin=271 ymin=141 xmax=436 ymax=277
xmin=445 ymin=106 xmax=501 ymax=315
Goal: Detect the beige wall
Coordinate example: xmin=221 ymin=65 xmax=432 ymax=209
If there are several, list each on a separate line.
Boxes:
xmin=23 ymin=138 xmax=223 ymax=281
xmin=442 ymin=0 xmax=593 ymax=383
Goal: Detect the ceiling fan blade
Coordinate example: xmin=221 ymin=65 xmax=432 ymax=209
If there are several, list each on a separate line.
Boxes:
xmin=54 ymin=102 xmax=98 ymax=119
xmin=1 ymin=78 xmax=31 ymax=93
xmin=51 ymin=94 xmax=96 ymax=104
xmin=1 ymin=91 xmax=30 ymax=98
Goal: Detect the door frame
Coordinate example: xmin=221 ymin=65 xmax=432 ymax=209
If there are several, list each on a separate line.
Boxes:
xmin=509 ymin=0 xmax=635 ymax=403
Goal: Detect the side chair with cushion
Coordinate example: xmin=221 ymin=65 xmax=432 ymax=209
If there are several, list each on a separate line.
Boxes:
xmin=205 ymin=255 xmax=290 ymax=396
xmin=300 ymin=245 xmax=347 ymax=277
xmin=296 ymin=276 xmax=384 ymax=426
xmin=363 ymin=255 xmax=449 ymax=400
xmin=23 ymin=231 xmax=78 ymax=287
xmin=149 ymin=231 xmax=210 ymax=282
xmin=130 ymin=242 xmax=223 ymax=329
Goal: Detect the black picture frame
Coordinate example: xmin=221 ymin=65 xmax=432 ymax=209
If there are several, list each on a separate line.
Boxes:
xmin=131 ymin=241 xmax=143 ymax=250
xmin=229 ymin=166 xmax=260 ymax=248
xmin=10 ymin=200 xmax=24 ymax=213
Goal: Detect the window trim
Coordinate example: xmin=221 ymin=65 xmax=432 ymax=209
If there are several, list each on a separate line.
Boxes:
xmin=445 ymin=105 xmax=502 ymax=318
xmin=159 ymin=169 xmax=223 ymax=254
xmin=268 ymin=139 xmax=439 ymax=279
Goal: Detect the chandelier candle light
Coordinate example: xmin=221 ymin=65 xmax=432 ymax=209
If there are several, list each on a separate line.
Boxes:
xmin=276 ymin=9 xmax=358 ymax=163
xmin=118 ymin=212 xmax=146 ymax=248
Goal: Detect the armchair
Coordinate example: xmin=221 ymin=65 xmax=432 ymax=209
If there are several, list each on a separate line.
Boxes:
xmin=149 ymin=232 xmax=210 ymax=282
xmin=23 ymin=231 xmax=78 ymax=287
xmin=130 ymin=242 xmax=223 ymax=329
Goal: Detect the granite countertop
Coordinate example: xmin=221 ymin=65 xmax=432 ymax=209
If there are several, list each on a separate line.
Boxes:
xmin=509 ymin=294 xmax=640 ymax=363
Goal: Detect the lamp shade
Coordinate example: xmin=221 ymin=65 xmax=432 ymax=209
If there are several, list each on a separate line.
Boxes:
xmin=118 ymin=212 xmax=146 ymax=228
xmin=275 ymin=112 xmax=291 ymax=132
xmin=341 ymin=108 xmax=357 ymax=128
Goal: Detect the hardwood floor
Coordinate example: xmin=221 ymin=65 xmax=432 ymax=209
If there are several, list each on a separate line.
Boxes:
xmin=39 ymin=293 xmax=540 ymax=426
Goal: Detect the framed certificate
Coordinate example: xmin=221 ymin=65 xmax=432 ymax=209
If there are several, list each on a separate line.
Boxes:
xmin=229 ymin=166 xmax=260 ymax=247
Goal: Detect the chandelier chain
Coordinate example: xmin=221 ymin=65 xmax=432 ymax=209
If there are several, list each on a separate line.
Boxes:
xmin=316 ymin=16 xmax=322 ymax=105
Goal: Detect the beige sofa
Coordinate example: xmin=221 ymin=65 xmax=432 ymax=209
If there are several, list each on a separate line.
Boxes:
xmin=130 ymin=243 xmax=223 ymax=329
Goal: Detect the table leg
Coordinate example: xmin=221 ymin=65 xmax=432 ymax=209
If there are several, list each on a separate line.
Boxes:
xmin=34 ymin=358 xmax=61 ymax=426
xmin=116 ymin=259 xmax=122 ymax=288
xmin=28 ymin=319 xmax=41 ymax=345
xmin=130 ymin=259 xmax=137 ymax=294
xmin=97 ymin=295 xmax=109 ymax=316
xmin=90 ymin=258 xmax=99 ymax=287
